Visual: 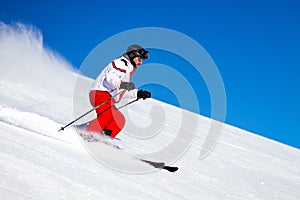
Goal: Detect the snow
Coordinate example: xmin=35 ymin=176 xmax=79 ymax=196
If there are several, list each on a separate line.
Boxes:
xmin=1 ymin=22 xmax=300 ymax=200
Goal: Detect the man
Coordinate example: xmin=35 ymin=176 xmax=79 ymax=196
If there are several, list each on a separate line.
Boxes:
xmin=85 ymin=44 xmax=151 ymax=139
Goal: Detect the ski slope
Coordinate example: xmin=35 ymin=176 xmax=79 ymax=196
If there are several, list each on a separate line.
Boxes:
xmin=1 ymin=22 xmax=300 ymax=200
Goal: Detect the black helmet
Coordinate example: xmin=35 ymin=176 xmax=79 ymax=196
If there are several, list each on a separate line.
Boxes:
xmin=125 ymin=44 xmax=149 ymax=61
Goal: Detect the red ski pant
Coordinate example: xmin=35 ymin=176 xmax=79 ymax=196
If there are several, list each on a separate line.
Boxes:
xmin=85 ymin=90 xmax=125 ymax=139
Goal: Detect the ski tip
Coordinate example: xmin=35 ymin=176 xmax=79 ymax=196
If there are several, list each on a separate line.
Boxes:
xmin=139 ymin=159 xmax=179 ymax=173
xmin=163 ymin=166 xmax=179 ymax=173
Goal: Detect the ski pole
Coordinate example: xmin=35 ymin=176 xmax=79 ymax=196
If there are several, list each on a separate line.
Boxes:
xmin=116 ymin=98 xmax=140 ymax=110
xmin=58 ymin=90 xmax=124 ymax=132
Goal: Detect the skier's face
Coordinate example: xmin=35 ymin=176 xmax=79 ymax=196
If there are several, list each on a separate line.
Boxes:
xmin=133 ymin=56 xmax=142 ymax=68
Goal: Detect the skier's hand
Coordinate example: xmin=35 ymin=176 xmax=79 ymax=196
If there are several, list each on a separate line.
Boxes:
xmin=137 ymin=90 xmax=151 ymax=100
xmin=120 ymin=82 xmax=135 ymax=90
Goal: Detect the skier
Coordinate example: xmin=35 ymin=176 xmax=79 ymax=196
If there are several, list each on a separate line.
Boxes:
xmin=85 ymin=44 xmax=151 ymax=139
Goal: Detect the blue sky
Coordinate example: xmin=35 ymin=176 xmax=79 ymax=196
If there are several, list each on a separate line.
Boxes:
xmin=1 ymin=0 xmax=299 ymax=149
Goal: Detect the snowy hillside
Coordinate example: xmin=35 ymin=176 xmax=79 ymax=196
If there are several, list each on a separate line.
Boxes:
xmin=1 ymin=22 xmax=299 ymax=200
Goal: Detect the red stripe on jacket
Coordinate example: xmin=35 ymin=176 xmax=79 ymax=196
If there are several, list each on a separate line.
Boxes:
xmin=112 ymin=61 xmax=126 ymax=73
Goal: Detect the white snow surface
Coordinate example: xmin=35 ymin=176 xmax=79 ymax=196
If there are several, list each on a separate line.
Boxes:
xmin=0 ymin=22 xmax=300 ymax=200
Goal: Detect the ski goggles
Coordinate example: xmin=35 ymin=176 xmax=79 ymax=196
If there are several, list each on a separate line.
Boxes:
xmin=138 ymin=49 xmax=149 ymax=60
xmin=127 ymin=49 xmax=149 ymax=61
xmin=137 ymin=56 xmax=146 ymax=62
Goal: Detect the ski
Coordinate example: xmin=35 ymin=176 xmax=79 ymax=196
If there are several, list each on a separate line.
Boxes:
xmin=74 ymin=125 xmax=178 ymax=172
xmin=139 ymin=159 xmax=179 ymax=173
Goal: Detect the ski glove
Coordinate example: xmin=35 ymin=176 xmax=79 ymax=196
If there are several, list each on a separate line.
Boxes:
xmin=120 ymin=82 xmax=135 ymax=91
xmin=137 ymin=90 xmax=151 ymax=100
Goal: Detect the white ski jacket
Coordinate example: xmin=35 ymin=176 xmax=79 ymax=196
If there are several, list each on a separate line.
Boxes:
xmin=90 ymin=56 xmax=138 ymax=102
